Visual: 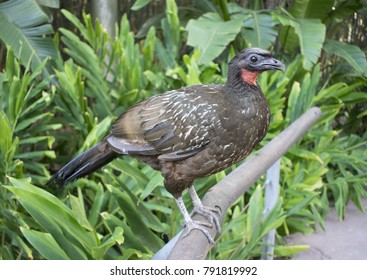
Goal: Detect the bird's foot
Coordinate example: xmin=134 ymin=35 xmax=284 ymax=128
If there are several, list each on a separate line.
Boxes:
xmin=182 ymin=219 xmax=215 ymax=245
xmin=175 ymin=195 xmax=217 ymax=244
xmin=191 ymin=205 xmax=221 ymax=233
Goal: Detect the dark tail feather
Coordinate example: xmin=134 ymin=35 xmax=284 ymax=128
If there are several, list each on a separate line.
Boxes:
xmin=48 ymin=140 xmax=118 ymax=187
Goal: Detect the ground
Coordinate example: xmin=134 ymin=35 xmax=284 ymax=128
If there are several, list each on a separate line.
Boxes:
xmin=287 ymin=199 xmax=367 ymax=260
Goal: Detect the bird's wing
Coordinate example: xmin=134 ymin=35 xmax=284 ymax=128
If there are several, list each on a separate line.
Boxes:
xmin=108 ymin=85 xmax=222 ymax=160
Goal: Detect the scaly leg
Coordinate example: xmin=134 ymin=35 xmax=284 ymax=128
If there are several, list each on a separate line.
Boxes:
xmin=187 ymin=186 xmax=222 ymax=233
xmin=175 ymin=196 xmax=215 ymax=244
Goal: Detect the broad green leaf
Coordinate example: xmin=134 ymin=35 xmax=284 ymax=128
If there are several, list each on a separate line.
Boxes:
xmin=155 ymin=0 xmax=181 ymax=69
xmin=20 ymin=227 xmax=70 ymax=260
xmin=286 ymin=81 xmax=301 ymax=122
xmin=292 ymin=18 xmax=325 ymax=69
xmin=262 ymin=200 xmax=285 ymax=235
xmin=324 ymin=40 xmax=367 ymax=75
xmin=288 ymin=147 xmax=324 ymax=164
xmin=186 ymin=12 xmax=243 ymax=64
xmin=131 ymin=0 xmax=152 ymax=11
xmin=107 ymin=184 xmax=164 ymax=251
xmin=19 ymin=198 xmax=89 ymax=259
xmin=274 ymin=245 xmax=309 ymax=257
xmin=0 ymin=0 xmax=58 ymax=75
xmin=18 ymin=135 xmax=55 ymax=148
xmin=88 ymin=183 xmax=105 ymax=227
xmin=0 ymin=112 xmax=12 ymax=155
xmin=285 ymin=193 xmax=318 ymax=216
xmin=313 ymin=82 xmax=346 ymax=103
xmin=6 ymin=178 xmax=99 ymax=258
xmin=37 ymin=0 xmax=60 ymax=8
xmin=91 ymin=227 xmax=124 ymax=259
xmin=70 ymin=194 xmax=94 ymax=232
xmin=111 ymin=159 xmax=149 ymax=187
xmin=80 ymin=117 xmax=112 ymax=151
xmin=15 ymin=150 xmax=55 ymax=159
xmin=101 ymin=212 xmax=149 ymax=253
xmin=15 ymin=112 xmax=52 ymax=132
xmin=165 ymin=0 xmax=180 ymax=49
xmin=139 ymin=172 xmax=163 ymax=202
xmin=289 ymin=0 xmax=334 ymax=20
xmin=276 ymin=11 xmax=325 ymax=69
xmin=325 ymin=0 xmax=363 ymax=22
xmin=242 ymin=12 xmax=277 ymax=49
xmin=246 ymin=185 xmax=263 ymax=240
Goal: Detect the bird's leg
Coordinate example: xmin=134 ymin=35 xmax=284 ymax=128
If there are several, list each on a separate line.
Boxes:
xmin=175 ymin=196 xmax=215 ymax=244
xmin=188 ymin=186 xmax=221 ymax=233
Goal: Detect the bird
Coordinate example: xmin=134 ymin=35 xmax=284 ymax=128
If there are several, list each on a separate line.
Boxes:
xmin=48 ymin=48 xmax=285 ymax=244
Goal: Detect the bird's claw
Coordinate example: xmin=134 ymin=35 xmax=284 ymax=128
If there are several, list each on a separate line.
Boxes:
xmin=182 ymin=220 xmax=216 ymax=245
xmin=190 ymin=205 xmax=222 ymax=233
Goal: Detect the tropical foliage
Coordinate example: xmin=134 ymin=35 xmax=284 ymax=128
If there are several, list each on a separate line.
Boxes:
xmin=0 ymin=0 xmax=366 ymax=259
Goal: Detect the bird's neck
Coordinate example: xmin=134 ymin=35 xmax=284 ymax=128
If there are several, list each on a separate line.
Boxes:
xmin=225 ymin=69 xmax=260 ymax=94
xmin=240 ymin=69 xmax=259 ymax=86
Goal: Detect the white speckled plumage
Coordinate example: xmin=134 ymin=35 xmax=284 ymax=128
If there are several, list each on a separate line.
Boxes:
xmin=49 ymin=48 xmax=285 ymax=244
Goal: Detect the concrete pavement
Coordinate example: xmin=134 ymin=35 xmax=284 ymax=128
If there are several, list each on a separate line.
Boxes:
xmin=286 ymin=199 xmax=367 ymax=260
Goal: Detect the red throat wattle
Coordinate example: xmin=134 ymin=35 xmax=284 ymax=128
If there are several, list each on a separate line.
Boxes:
xmin=240 ymin=69 xmax=259 ymax=86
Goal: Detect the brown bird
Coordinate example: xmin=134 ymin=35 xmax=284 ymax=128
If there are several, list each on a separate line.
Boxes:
xmin=48 ymin=48 xmax=285 ymax=244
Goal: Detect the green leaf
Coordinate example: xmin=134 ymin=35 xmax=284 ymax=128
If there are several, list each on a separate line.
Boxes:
xmin=37 ymin=0 xmax=60 ymax=9
xmin=186 ymin=12 xmax=243 ymax=64
xmin=289 ymin=0 xmax=334 ymax=20
xmin=288 ymin=147 xmax=324 ymax=164
xmin=0 ymin=112 xmax=12 ymax=156
xmin=15 ymin=150 xmax=55 ymax=159
xmin=286 ymin=81 xmax=301 ymax=122
xmin=80 ymin=117 xmax=112 ymax=151
xmin=91 ymin=227 xmax=124 ymax=259
xmin=242 ymin=11 xmax=277 ymax=49
xmin=6 ymin=178 xmax=99 ymax=259
xmin=139 ymin=172 xmax=163 ymax=202
xmin=131 ymin=0 xmax=152 ymax=11
xmin=88 ymin=183 xmax=105 ymax=227
xmin=165 ymin=0 xmax=180 ymax=48
xmin=0 ymin=0 xmax=58 ymax=75
xmin=101 ymin=212 xmax=149 ymax=253
xmin=324 ymin=40 xmax=367 ymax=75
xmin=292 ymin=18 xmax=325 ymax=69
xmin=70 ymin=193 xmax=93 ymax=232
xmin=111 ymin=159 xmax=149 ymax=187
xmin=285 ymin=193 xmax=318 ymax=216
xmin=20 ymin=227 xmax=70 ymax=260
xmin=325 ymin=0 xmax=363 ymax=22
xmin=276 ymin=11 xmax=326 ymax=69
xmin=246 ymin=185 xmax=264 ymax=240
xmin=274 ymin=245 xmax=309 ymax=257
xmin=15 ymin=112 xmax=52 ymax=132
xmin=107 ymin=184 xmax=164 ymax=251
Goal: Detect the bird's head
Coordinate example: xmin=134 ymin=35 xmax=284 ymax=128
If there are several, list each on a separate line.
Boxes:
xmin=228 ymin=48 xmax=285 ymax=86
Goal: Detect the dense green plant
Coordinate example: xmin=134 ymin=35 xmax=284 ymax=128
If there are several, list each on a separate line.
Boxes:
xmin=0 ymin=0 xmax=366 ymax=260
xmin=0 ymin=0 xmax=59 ymax=76
xmin=0 ymin=48 xmax=58 ymax=259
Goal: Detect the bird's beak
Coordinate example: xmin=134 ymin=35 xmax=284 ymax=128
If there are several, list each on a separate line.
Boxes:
xmin=259 ymin=58 xmax=285 ymax=72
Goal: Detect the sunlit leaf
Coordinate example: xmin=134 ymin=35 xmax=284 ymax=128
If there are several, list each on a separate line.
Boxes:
xmin=20 ymin=227 xmax=70 ymax=260
xmin=324 ymin=40 xmax=367 ymax=75
xmin=0 ymin=0 xmax=58 ymax=75
xmin=186 ymin=13 xmax=243 ymax=64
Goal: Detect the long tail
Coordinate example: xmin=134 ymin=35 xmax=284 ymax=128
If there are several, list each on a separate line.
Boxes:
xmin=48 ymin=140 xmax=118 ymax=187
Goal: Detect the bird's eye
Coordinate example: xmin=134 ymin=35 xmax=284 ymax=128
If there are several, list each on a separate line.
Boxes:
xmin=250 ymin=56 xmax=258 ymax=63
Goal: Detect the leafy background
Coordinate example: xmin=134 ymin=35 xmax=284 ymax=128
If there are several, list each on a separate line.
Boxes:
xmin=0 ymin=0 xmax=366 ymax=259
